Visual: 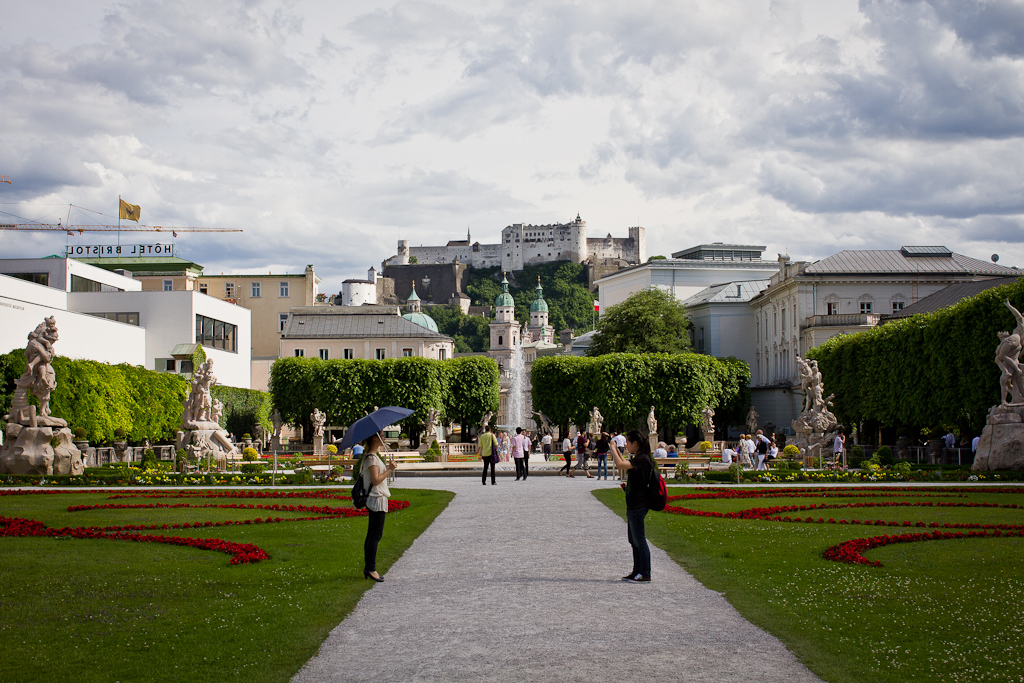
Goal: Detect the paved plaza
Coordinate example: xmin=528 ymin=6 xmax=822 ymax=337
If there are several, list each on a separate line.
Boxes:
xmin=293 ymin=473 xmax=822 ymax=683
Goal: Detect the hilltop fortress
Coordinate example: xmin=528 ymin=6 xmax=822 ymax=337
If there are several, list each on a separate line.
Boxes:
xmin=384 ymin=215 xmax=646 ymax=273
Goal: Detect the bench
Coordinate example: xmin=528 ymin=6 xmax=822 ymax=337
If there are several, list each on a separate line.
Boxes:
xmin=655 ymin=457 xmax=712 ymax=477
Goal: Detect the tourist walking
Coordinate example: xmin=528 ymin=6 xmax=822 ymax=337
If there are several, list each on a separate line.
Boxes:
xmin=833 ymin=428 xmax=846 ymax=468
xmin=610 ymin=429 xmax=654 ymax=583
xmin=499 ymin=431 xmax=511 ymax=462
xmin=478 ymin=424 xmax=497 ymax=485
xmin=512 ymin=427 xmax=527 ymax=481
xmin=595 ymin=432 xmax=610 ymax=479
xmin=560 ymin=435 xmax=573 ymax=475
xmin=755 ymin=430 xmax=770 ymax=470
xmin=357 ymin=433 xmax=397 ymax=582
xmin=569 ymin=431 xmax=593 ymax=478
xmin=541 ymin=433 xmax=552 ymax=460
xmin=522 ymin=431 xmax=532 ymax=479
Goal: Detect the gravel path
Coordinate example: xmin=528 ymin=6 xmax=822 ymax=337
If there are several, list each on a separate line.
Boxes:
xmin=292 ymin=475 xmax=822 ymax=683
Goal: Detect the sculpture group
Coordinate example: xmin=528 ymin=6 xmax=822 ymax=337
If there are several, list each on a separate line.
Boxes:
xmin=789 ymin=356 xmax=838 ymax=461
xmin=974 ymin=300 xmax=1024 ymax=470
xmin=1 ymin=318 xmax=83 ymax=475
xmin=176 ymin=358 xmax=237 ymax=468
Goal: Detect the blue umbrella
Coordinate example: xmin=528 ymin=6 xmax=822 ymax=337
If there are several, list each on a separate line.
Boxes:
xmin=336 ymin=406 xmax=416 ymax=452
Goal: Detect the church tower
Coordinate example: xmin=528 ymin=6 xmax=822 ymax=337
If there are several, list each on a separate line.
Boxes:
xmin=489 ymin=273 xmax=519 ymax=367
xmin=528 ymin=276 xmax=554 ymax=344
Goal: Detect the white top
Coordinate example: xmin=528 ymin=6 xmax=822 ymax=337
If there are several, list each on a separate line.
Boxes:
xmin=654 ymin=447 xmax=667 ymax=458
xmin=833 ymin=435 xmax=844 ymax=453
xmin=769 ymin=445 xmax=779 ymax=458
xmin=612 ymin=434 xmax=627 ymax=448
xmin=542 ymin=434 xmax=552 ymax=445
xmin=972 ymin=436 xmax=980 ymax=452
xmin=361 ymin=454 xmax=391 ymax=513
xmin=721 ymin=448 xmax=734 ymax=464
xmin=562 ymin=437 xmax=572 ymax=451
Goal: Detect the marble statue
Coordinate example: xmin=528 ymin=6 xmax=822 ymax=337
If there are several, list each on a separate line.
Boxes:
xmin=425 ymin=408 xmax=440 ymax=438
xmin=1 ymin=318 xmax=69 ymax=475
xmin=701 ymin=406 xmax=715 ymax=435
xmin=746 ymin=406 xmax=759 ymax=435
xmin=974 ymin=300 xmax=1024 ymax=471
xmin=311 ymin=408 xmax=326 ymax=438
xmin=272 ymin=409 xmax=283 ymax=437
xmin=591 ymin=406 xmax=605 ymax=436
xmin=175 ymin=358 xmax=237 ymax=469
xmin=532 ymin=411 xmax=553 ymax=435
xmin=481 ymin=411 xmax=494 ymax=430
xmin=646 ymin=407 xmax=657 ymax=435
xmin=52 ymin=427 xmax=84 ymax=476
xmin=789 ymin=355 xmax=839 ymax=461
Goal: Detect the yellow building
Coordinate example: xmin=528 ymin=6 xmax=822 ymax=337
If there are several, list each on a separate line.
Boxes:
xmin=196 ymin=265 xmax=321 ymax=359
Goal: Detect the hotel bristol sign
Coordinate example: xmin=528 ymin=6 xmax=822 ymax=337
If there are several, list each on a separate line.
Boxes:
xmin=64 ymin=244 xmax=175 ymax=258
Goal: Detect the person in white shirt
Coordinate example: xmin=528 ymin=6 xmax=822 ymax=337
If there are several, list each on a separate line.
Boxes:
xmin=944 ymin=432 xmax=956 ymax=449
xmin=972 ymin=435 xmax=980 ymax=453
xmin=833 ymin=429 xmax=846 ymax=468
xmin=721 ymin=447 xmax=734 ymax=465
xmin=358 ymin=433 xmax=397 ymax=582
xmin=541 ymin=433 xmax=553 ymax=460
xmin=612 ymin=432 xmax=627 ymax=450
xmin=560 ymin=435 xmax=573 ymax=475
xmin=653 ymin=442 xmax=668 ymax=458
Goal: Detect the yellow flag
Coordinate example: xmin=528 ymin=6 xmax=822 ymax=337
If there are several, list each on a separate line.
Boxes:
xmin=119 ymin=199 xmax=141 ymax=222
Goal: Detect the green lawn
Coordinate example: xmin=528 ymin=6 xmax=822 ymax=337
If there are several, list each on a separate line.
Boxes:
xmin=0 ymin=488 xmax=453 ymax=683
xmin=594 ymin=485 xmax=1024 ymax=683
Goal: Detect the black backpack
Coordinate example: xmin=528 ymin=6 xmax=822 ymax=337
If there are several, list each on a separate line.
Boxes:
xmin=646 ymin=458 xmax=667 ymax=511
xmin=351 ymin=462 xmax=370 ymax=509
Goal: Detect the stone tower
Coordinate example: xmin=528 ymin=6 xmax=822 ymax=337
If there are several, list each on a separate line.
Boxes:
xmin=570 ymin=213 xmax=587 ymax=263
xmin=528 ymin=276 xmax=554 ymax=344
xmin=489 ymin=273 xmax=519 ymax=368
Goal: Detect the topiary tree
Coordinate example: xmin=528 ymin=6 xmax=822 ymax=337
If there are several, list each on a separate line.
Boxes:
xmin=587 ymin=288 xmax=692 ymax=356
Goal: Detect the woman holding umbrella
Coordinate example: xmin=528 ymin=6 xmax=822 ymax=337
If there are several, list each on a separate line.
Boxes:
xmin=357 ymin=433 xmax=397 ymax=581
xmin=339 ymin=406 xmax=413 ymax=583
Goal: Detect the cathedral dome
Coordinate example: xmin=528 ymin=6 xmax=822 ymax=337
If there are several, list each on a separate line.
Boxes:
xmin=403 ymin=311 xmax=439 ymax=333
xmin=495 ymin=273 xmax=515 ymax=308
xmin=530 ymin=278 xmax=548 ymax=313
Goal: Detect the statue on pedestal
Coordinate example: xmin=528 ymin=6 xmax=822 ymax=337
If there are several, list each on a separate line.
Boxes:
xmin=1 ymin=317 xmax=78 ymax=475
xmin=701 ymin=406 xmax=715 ymax=435
xmin=175 ymin=358 xmax=236 ymax=469
xmin=746 ymin=406 xmax=759 ymax=435
xmin=646 ymin=407 xmax=657 ymax=435
xmin=591 ymin=406 xmax=604 ymax=436
xmin=425 ymin=408 xmax=440 ymax=439
xmin=311 ymin=408 xmax=326 ymax=438
xmin=789 ymin=355 xmax=838 ymax=462
xmin=975 ymin=300 xmax=1024 ymax=471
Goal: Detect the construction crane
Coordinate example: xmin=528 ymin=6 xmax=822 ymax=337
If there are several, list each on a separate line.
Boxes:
xmin=0 ymin=222 xmax=241 ymax=233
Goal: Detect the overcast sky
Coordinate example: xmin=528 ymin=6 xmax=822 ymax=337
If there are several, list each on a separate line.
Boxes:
xmin=3 ymin=0 xmax=1024 ymax=293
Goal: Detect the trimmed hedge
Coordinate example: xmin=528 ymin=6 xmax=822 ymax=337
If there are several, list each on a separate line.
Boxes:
xmin=211 ymin=385 xmax=272 ymax=439
xmin=808 ymin=278 xmax=1024 ymax=433
xmin=269 ymin=356 xmax=500 ymax=439
xmin=530 ymin=352 xmax=750 ymax=433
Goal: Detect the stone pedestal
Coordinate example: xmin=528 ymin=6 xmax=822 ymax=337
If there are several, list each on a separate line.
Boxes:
xmin=0 ymin=423 xmax=55 ymax=475
xmin=313 ymin=435 xmax=324 ymax=457
xmin=703 ymin=431 xmax=715 ymax=447
xmin=974 ymin=404 xmax=1024 ymax=471
xmin=53 ymin=428 xmax=84 ymax=475
xmin=648 ymin=432 xmax=658 ymax=451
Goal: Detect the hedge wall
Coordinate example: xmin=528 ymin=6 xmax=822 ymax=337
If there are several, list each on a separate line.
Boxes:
xmin=807 ymin=277 xmax=1024 ymax=433
xmin=530 ymin=352 xmax=750 ymax=434
xmin=269 ymin=356 xmax=500 ymax=440
xmin=0 ymin=350 xmax=187 ymax=443
xmin=1 ymin=350 xmax=271 ymax=444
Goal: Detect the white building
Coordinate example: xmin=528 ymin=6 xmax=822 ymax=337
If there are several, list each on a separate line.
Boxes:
xmin=682 ymin=279 xmax=770 ymax=368
xmin=596 ymin=243 xmax=778 ymax=312
xmin=1 ymin=257 xmax=252 ymax=388
xmin=279 ymin=305 xmax=455 ymax=361
xmin=749 ymin=246 xmax=1020 ymax=430
xmin=385 ymin=215 xmax=645 ymax=273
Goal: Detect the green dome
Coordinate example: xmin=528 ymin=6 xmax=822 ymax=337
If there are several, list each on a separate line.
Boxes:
xmin=403 ymin=312 xmax=439 ymax=333
xmin=530 ymin=278 xmax=548 ymax=313
xmin=495 ymin=273 xmax=515 ymax=308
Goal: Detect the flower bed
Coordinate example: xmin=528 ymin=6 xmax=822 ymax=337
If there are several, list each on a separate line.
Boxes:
xmin=660 ymin=486 xmax=1024 ymax=566
xmin=0 ymin=489 xmax=410 ymax=565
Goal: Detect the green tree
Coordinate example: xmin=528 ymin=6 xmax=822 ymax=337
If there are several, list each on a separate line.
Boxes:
xmin=424 ymin=306 xmax=491 ymax=352
xmin=587 ymin=287 xmax=691 ymax=356
xmin=442 ymin=356 xmax=500 ymax=440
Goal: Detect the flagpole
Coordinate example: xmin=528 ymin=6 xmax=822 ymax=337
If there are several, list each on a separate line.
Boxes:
xmin=117 ymin=195 xmax=121 ymax=247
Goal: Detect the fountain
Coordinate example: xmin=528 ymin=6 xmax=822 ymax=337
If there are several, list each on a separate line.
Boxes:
xmin=507 ymin=331 xmax=526 ymax=430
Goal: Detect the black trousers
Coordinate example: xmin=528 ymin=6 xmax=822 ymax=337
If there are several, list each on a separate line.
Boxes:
xmin=482 ymin=456 xmax=496 ymax=484
xmin=514 ymin=457 xmax=526 ymax=479
xmin=523 ymin=453 xmax=529 ymax=478
xmin=560 ymin=451 xmax=572 ymax=473
xmin=364 ymin=510 xmax=386 ymax=573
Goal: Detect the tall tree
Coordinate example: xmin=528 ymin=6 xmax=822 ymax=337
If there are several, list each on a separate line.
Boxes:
xmin=587 ymin=287 xmax=692 ymax=356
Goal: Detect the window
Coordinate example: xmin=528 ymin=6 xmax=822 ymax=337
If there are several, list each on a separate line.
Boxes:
xmin=438 ymin=348 xmax=446 ymax=360
xmin=698 ymin=326 xmax=705 ymax=352
xmin=319 ymin=348 xmax=329 ymax=360
xmin=251 ymin=281 xmax=261 ymax=298
xmin=892 ymin=301 xmax=905 ymax=313
xmin=163 ymin=279 xmax=173 ymax=292
xmin=343 ymin=349 xmax=354 ymax=360
xmin=498 ymin=335 xmax=503 ymax=347
xmin=180 ymin=360 xmax=193 ymax=374
xmin=294 ymin=349 xmax=305 ymax=357
xmin=860 ymin=301 xmax=873 ymax=314
xmin=87 ymin=312 xmax=140 ymax=326
xmin=199 ymin=283 xmax=208 ymax=294
xmin=402 ymin=348 xmax=413 ymax=357
xmin=5 ymin=272 xmax=48 ymax=286
xmin=375 ymin=348 xmax=386 ymax=360
xmin=279 ymin=313 xmax=288 ymax=332
xmin=280 ymin=281 xmax=289 ymax=297
xmin=225 ymin=282 xmax=235 ymax=298
xmin=195 ymin=314 xmax=238 ymax=352
xmin=826 ymin=302 xmax=838 ymax=315
xmin=161 ymin=359 xmax=176 ymax=372
xmin=70 ymin=274 xmax=121 ymax=292
xmin=781 ymin=309 xmax=786 ymax=330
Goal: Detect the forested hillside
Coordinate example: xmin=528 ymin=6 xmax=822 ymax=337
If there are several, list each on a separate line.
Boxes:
xmin=426 ymin=261 xmax=597 ymax=352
